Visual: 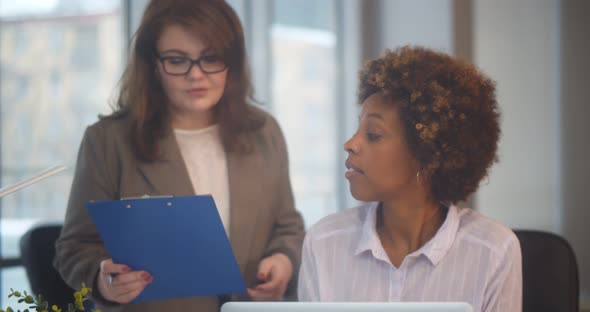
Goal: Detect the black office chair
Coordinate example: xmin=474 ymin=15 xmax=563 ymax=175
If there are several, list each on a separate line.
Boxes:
xmin=19 ymin=224 xmax=76 ymax=308
xmin=514 ymin=229 xmax=579 ymax=312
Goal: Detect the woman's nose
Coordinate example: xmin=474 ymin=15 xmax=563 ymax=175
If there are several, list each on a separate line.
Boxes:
xmin=186 ymin=62 xmax=206 ymax=80
xmin=344 ymin=135 xmax=358 ymax=154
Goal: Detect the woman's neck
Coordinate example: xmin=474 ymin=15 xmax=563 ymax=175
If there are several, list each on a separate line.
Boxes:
xmin=170 ymin=110 xmax=216 ymax=130
xmin=377 ymin=195 xmax=446 ymax=267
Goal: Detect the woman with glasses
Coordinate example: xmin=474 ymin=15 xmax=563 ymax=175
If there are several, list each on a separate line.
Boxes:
xmin=298 ymin=46 xmax=522 ymax=311
xmin=54 ymin=1 xmax=304 ymax=311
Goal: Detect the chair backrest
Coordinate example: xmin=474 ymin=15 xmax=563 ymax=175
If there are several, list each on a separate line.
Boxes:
xmin=514 ymin=229 xmax=579 ymax=312
xmin=19 ymin=224 xmax=76 ymax=308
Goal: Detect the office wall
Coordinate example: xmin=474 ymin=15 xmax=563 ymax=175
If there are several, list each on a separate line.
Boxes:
xmin=561 ymin=0 xmax=590 ymax=306
xmin=473 ymin=0 xmax=561 ymax=232
xmin=472 ymin=0 xmax=590 ymax=307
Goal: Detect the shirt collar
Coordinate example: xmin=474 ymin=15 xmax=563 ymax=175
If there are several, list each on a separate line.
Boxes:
xmin=418 ymin=204 xmax=460 ymax=265
xmin=354 ymin=202 xmax=461 ymax=267
xmin=355 ymin=202 xmax=381 ymax=256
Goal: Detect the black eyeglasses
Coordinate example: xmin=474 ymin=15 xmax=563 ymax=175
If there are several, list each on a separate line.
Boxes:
xmin=158 ymin=55 xmax=227 ymax=75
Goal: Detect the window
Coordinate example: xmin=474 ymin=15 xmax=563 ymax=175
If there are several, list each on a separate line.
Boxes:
xmin=270 ymin=0 xmax=340 ymax=227
xmin=233 ymin=0 xmax=360 ymax=228
xmin=0 ymin=0 xmax=123 ymax=303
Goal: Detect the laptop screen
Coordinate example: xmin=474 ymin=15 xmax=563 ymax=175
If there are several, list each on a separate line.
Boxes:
xmin=221 ymin=302 xmax=473 ymax=312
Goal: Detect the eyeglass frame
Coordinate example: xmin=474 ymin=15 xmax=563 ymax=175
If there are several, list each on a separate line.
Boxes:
xmin=156 ymin=54 xmax=228 ymax=76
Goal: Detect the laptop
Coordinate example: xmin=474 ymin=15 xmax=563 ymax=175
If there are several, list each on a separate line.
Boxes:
xmin=221 ymin=302 xmax=473 ymax=312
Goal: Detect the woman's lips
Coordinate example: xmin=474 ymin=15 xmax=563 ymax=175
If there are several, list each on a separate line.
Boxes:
xmin=345 ymin=159 xmax=364 ymax=178
xmin=187 ymin=88 xmax=208 ymax=96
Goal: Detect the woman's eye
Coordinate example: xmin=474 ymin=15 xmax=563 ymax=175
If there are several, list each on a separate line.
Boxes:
xmin=367 ymin=133 xmax=381 ymax=141
xmin=168 ymin=58 xmax=188 ymax=65
xmin=201 ymin=55 xmax=220 ymax=63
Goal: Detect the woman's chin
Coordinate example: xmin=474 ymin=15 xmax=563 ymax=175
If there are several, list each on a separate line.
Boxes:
xmin=349 ymin=186 xmax=376 ymax=202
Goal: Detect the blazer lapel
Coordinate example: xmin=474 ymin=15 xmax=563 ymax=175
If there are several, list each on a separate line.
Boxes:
xmin=136 ymin=132 xmax=194 ymax=197
xmin=227 ymin=150 xmax=262 ymax=278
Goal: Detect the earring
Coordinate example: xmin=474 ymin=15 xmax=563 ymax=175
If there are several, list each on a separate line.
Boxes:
xmin=416 ymin=171 xmax=422 ymax=186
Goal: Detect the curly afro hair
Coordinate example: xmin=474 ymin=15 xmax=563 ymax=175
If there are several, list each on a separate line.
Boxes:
xmin=358 ymin=46 xmax=501 ymax=204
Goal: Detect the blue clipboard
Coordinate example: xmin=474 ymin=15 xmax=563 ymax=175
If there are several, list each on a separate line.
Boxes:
xmin=86 ymin=195 xmax=246 ymax=303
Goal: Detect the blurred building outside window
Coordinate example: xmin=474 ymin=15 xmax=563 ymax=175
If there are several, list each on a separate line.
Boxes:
xmin=0 ymin=0 xmax=123 ymax=303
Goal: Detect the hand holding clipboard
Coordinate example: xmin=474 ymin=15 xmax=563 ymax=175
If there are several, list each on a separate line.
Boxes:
xmin=86 ymin=195 xmax=246 ymax=303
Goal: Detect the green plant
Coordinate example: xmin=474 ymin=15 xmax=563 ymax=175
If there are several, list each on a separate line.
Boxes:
xmin=0 ymin=283 xmax=100 ymax=312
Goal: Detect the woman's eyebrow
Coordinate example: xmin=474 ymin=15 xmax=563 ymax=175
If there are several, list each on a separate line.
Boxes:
xmin=159 ymin=49 xmax=189 ymax=55
xmin=366 ymin=113 xmax=384 ymax=120
xmin=359 ymin=112 xmax=385 ymax=122
xmin=200 ymin=47 xmax=213 ymax=54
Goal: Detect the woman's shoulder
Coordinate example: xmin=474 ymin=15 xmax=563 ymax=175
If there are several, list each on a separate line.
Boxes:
xmin=306 ymin=202 xmax=376 ymax=243
xmin=243 ymin=105 xmax=287 ymax=152
xmin=81 ymin=112 xmax=131 ymax=148
xmin=455 ymin=208 xmax=520 ymax=254
xmin=86 ymin=112 xmax=130 ymax=135
xmin=249 ymin=105 xmax=280 ymax=134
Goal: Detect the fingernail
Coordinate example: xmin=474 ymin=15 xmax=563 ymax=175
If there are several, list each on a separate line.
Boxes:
xmin=145 ymin=276 xmax=153 ymax=283
xmin=141 ymin=272 xmax=150 ymax=279
xmin=122 ymin=267 xmax=131 ymax=272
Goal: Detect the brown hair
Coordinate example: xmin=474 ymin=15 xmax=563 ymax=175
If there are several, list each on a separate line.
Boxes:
xmin=111 ymin=0 xmax=264 ymax=161
xmin=358 ymin=46 xmax=501 ymax=204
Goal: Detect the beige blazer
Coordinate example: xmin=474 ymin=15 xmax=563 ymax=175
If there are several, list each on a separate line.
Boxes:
xmin=54 ymin=109 xmax=305 ymax=312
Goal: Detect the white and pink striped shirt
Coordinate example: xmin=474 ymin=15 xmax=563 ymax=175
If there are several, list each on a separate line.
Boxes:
xmin=298 ymin=202 xmax=522 ymax=312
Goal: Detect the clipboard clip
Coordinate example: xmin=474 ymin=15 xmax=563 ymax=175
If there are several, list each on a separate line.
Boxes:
xmin=120 ymin=195 xmax=175 ymax=209
xmin=120 ymin=194 xmax=174 ymax=200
